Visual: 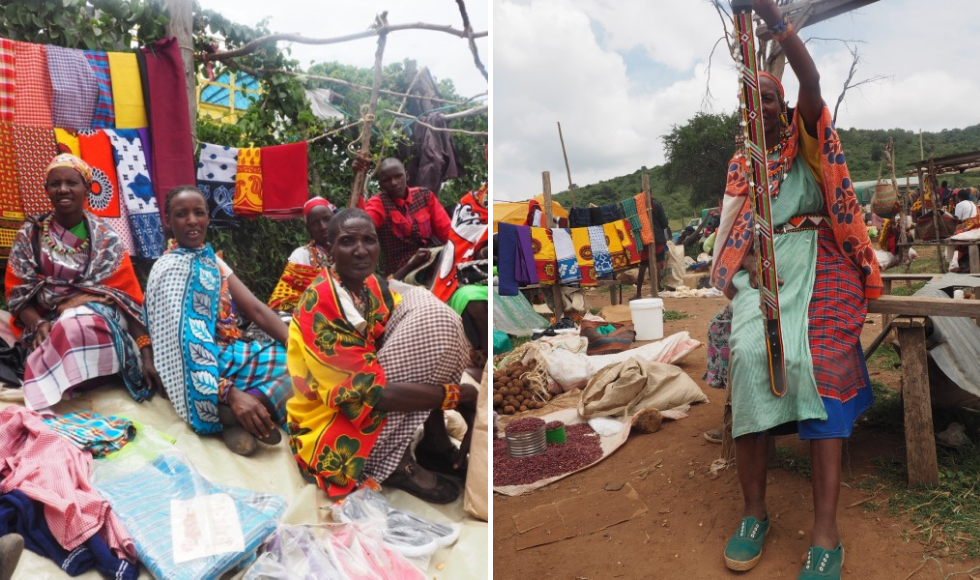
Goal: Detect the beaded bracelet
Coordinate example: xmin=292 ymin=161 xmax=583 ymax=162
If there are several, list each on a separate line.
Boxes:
xmin=769 ymin=17 xmax=794 ymax=42
xmin=441 ymin=383 xmax=461 ymax=410
xmin=135 ymin=334 xmax=152 ymax=349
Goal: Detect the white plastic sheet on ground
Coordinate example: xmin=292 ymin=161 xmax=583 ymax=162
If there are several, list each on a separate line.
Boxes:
xmin=2 ymin=385 xmax=487 ymax=580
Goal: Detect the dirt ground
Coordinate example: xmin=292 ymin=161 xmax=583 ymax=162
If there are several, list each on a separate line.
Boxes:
xmin=492 ymin=287 xmax=980 ymax=580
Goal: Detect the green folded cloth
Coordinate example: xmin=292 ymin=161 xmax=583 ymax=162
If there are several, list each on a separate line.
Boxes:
xmin=597 ymin=324 xmax=616 ymax=335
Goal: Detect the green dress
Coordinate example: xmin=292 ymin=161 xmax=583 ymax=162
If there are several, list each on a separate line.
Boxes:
xmin=729 ymin=155 xmax=828 ymax=438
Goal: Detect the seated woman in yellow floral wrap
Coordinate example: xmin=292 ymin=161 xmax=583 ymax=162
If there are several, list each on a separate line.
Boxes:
xmin=286 ymin=208 xmax=478 ymax=503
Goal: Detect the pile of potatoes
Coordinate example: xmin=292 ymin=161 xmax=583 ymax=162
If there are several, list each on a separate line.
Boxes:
xmin=492 ymin=360 xmax=550 ymax=415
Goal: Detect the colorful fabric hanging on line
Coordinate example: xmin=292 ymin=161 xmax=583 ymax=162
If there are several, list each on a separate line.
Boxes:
xmin=0 ymin=121 xmax=22 ymax=260
xmin=47 ymin=45 xmax=98 ymax=130
xmin=106 ymin=52 xmax=145 ymax=129
xmin=196 ymin=142 xmax=240 ymax=228
xmin=570 ymin=227 xmax=596 ymax=286
xmin=0 ymin=39 xmax=15 ymax=123
xmin=82 ymin=50 xmax=115 ymax=129
xmin=77 ymin=130 xmax=122 ymax=218
xmin=530 ymin=227 xmax=557 ymax=284
xmin=620 ymin=197 xmax=642 ymax=239
xmin=106 ymin=129 xmax=164 ymax=258
xmin=551 ymin=227 xmax=581 ymax=285
xmin=496 ymin=222 xmax=538 ymax=295
xmin=140 ymin=37 xmax=195 ymax=220
xmin=604 ymin=222 xmax=628 ymax=270
xmin=633 ymin=193 xmax=655 ymax=245
xmin=260 ymin=142 xmax=308 ymax=219
xmin=568 ymin=206 xmax=592 ymax=228
xmin=54 ymin=127 xmax=80 ymax=156
xmin=13 ymin=41 xmax=52 ymax=127
xmin=13 ymin=124 xmax=57 ymax=217
xmin=588 ymin=225 xmax=613 ymax=276
xmin=614 ymin=219 xmax=642 ymax=265
xmin=233 ymin=147 xmax=263 ymax=216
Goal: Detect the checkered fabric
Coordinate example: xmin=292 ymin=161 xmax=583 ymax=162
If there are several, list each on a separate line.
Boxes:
xmin=41 ymin=411 xmax=136 ymax=457
xmin=47 ymin=45 xmax=98 ymax=130
xmin=83 ymin=50 xmax=115 ymax=129
xmin=808 ymin=228 xmax=868 ymax=401
xmin=0 ymin=39 xmax=14 ymax=122
xmin=361 ymin=285 xmax=469 ymax=483
xmin=13 ymin=41 xmax=52 ymax=126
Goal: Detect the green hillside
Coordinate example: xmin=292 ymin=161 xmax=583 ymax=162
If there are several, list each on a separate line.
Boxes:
xmin=551 ymin=123 xmax=980 ymax=227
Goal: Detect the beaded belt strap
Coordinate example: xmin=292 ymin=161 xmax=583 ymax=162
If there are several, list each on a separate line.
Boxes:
xmin=776 ymin=214 xmax=830 ymax=234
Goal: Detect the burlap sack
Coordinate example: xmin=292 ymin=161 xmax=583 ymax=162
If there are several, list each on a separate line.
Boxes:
xmin=464 ymin=365 xmax=489 ymax=521
xmin=578 ymin=358 xmax=707 ymax=419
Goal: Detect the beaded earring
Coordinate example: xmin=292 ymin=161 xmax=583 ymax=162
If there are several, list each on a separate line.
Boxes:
xmin=778 ymin=108 xmax=791 ymax=142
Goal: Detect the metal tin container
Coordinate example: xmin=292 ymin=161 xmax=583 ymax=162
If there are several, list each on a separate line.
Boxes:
xmin=505 ymin=425 xmax=547 ymax=458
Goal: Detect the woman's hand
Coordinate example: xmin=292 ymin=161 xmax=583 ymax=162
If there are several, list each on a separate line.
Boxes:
xmin=406 ymin=248 xmax=431 ymax=269
xmin=31 ymin=320 xmax=51 ymax=350
xmin=140 ymin=348 xmax=165 ymax=398
xmin=452 ymin=383 xmax=479 ymax=472
xmin=352 ymin=152 xmax=373 ymax=174
xmin=227 ymin=387 xmax=277 ymax=440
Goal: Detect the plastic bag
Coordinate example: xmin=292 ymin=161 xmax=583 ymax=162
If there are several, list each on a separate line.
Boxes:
xmin=90 ymin=425 xmax=286 ymax=580
xmin=331 ymin=488 xmax=460 ymax=570
xmin=243 ymin=525 xmax=350 ymax=580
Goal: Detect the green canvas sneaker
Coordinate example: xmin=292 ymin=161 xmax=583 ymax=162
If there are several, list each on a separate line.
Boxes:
xmin=798 ymin=543 xmax=844 ymax=579
xmin=724 ymin=515 xmax=770 ymax=571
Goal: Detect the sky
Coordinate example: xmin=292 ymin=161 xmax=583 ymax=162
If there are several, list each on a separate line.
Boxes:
xmin=196 ymin=0 xmax=489 ymax=99
xmin=493 ymin=0 xmax=980 ymax=201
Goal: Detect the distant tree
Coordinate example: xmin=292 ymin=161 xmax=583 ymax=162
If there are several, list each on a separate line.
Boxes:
xmin=661 ymin=111 xmax=739 ymax=209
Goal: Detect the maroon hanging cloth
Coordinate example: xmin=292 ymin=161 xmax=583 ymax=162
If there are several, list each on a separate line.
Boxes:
xmin=139 ymin=37 xmax=195 ymax=223
xmin=260 ymin=142 xmax=308 ymax=220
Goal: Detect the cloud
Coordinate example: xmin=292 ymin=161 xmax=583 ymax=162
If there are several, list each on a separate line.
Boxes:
xmin=493 ymin=0 xmax=980 ymax=201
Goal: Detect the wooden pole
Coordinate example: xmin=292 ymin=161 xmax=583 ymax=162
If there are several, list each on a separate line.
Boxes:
xmin=927 ymin=161 xmax=946 ymax=273
xmin=542 ymin=171 xmax=565 ymax=320
xmin=349 ymin=13 xmax=388 ymax=208
xmin=165 ymin=0 xmax=197 ymax=145
xmin=642 ymin=173 xmax=659 ymax=298
xmin=896 ymin=317 xmax=939 ymax=486
xmin=557 ymin=122 xmax=576 ymax=207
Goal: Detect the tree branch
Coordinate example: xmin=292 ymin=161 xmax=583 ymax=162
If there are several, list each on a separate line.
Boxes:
xmin=832 ymin=42 xmax=892 ymax=125
xmin=349 ymin=12 xmax=388 ymax=208
xmin=455 ymin=0 xmax=488 ymax=81
xmin=202 ymin=23 xmax=487 ymax=63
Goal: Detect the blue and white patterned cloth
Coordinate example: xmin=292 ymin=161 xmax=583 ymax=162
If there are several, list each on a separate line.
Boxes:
xmin=552 ymin=227 xmax=582 ymax=284
xmin=588 ymin=225 xmax=613 ymax=276
xmin=106 ymin=129 xmax=164 ymax=258
xmin=197 ymin=143 xmax=240 ymax=228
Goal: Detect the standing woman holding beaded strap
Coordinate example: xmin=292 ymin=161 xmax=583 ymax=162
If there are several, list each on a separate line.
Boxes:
xmin=711 ymin=1 xmax=883 ymax=578
xmin=5 ymin=154 xmax=162 ymax=411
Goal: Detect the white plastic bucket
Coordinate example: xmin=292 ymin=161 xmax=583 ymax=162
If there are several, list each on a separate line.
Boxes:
xmin=630 ymin=298 xmax=664 ymax=341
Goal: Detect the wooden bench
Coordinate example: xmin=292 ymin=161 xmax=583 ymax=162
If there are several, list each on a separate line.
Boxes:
xmin=866 ymin=294 xmax=980 ymax=486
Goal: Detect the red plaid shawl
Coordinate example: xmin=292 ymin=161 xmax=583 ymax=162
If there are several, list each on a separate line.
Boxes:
xmin=711 ymin=106 xmax=882 ymax=301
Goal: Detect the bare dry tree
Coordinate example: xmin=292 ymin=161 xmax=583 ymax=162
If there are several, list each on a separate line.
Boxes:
xmin=827 ymin=41 xmax=892 ymax=124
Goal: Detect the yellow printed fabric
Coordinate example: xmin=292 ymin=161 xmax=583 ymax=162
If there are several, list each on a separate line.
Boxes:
xmin=286 ymin=273 xmax=400 ymax=499
xmin=570 ymin=226 xmax=596 ymax=286
xmin=54 ymin=128 xmax=80 ymax=157
xmin=107 ymin=52 xmax=147 ymax=128
xmin=614 ymin=219 xmax=642 ymax=265
xmin=530 ymin=227 xmax=557 ymax=285
xmin=604 ymin=222 xmax=628 ymax=271
xmin=234 ymin=147 xmax=263 ymax=216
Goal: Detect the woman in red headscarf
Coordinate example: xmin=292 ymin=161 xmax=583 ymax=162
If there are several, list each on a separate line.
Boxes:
xmin=711 ymin=1 xmax=882 ymax=577
xmin=267 ymin=197 xmax=337 ymax=313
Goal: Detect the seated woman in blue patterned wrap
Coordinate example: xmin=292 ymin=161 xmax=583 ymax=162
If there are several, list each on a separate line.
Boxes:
xmin=144 ymin=186 xmax=292 ymax=456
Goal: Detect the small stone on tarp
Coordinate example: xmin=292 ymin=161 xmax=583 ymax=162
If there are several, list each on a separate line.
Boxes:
xmin=631 ymin=408 xmax=663 ymax=434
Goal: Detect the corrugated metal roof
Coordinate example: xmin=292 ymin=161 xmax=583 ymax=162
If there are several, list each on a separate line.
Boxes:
xmin=914 ymin=273 xmax=980 ymax=398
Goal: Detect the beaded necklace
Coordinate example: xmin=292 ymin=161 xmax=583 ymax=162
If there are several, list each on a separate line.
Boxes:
xmin=307 ymin=240 xmax=330 ymax=269
xmin=41 ymin=215 xmax=90 ymax=256
xmin=329 ymin=266 xmax=369 ymax=316
xmin=766 ymin=140 xmax=791 ymax=199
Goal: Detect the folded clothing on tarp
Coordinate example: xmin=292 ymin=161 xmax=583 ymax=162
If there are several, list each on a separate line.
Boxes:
xmin=91 ymin=425 xmax=286 ymax=580
xmin=0 ymin=489 xmax=137 ymax=580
